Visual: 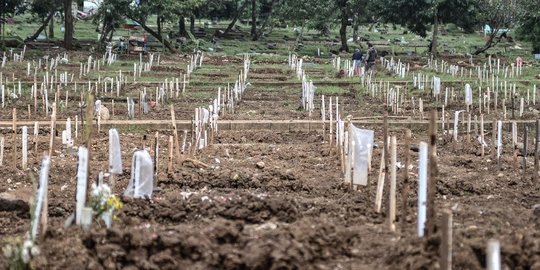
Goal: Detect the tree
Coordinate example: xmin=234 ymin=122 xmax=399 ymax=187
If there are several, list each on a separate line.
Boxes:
xmin=64 ymin=0 xmax=74 ymax=50
xmin=375 ymin=0 xmax=479 ymax=55
xmin=25 ymin=0 xmax=62 ymax=41
xmin=335 ymin=0 xmax=350 ymax=52
xmin=276 ymin=0 xmax=334 ymax=45
xmin=472 ymin=0 xmax=518 ymax=55
xmin=97 ymin=0 xmax=205 ymax=53
xmin=515 ymin=0 xmax=540 ymax=53
xmin=1 ymin=0 xmax=25 ymax=45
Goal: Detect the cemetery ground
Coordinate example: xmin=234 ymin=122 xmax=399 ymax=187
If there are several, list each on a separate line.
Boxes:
xmin=0 ymin=48 xmax=539 ymax=270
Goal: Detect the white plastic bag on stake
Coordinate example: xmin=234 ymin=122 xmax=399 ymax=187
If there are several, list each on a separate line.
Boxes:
xmin=109 ymin=129 xmax=122 ymax=174
xmin=76 ymin=147 xmax=89 ymax=225
xmin=417 ymin=142 xmax=428 ymax=237
xmin=31 ymin=155 xmax=50 ymax=240
xmin=433 ymin=76 xmax=441 ymax=96
xmin=465 ymin=84 xmax=473 ymax=105
xmin=124 ymin=150 xmax=153 ymax=198
xmin=350 ymin=124 xmax=374 ymax=186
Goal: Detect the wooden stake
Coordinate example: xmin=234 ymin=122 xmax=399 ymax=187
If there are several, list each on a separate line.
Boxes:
xmin=375 ymin=150 xmax=385 ymax=213
xmin=170 ymin=105 xmax=182 ymax=163
xmin=48 ymin=104 xmax=56 ymax=158
xmin=481 ymin=114 xmax=485 ymax=157
xmin=440 ymin=210 xmax=453 ymax=270
xmin=425 ymin=109 xmax=438 ymax=237
xmin=534 ymin=120 xmax=539 ymax=182
xmin=0 ymin=136 xmax=4 ymax=166
xmin=12 ymin=108 xmax=17 ymax=167
xmin=401 ymin=129 xmax=411 ymax=225
xmin=383 ymin=112 xmax=390 ymax=214
xmin=389 ymin=136 xmax=397 ymax=232
xmin=167 ymin=135 xmax=174 ymax=174
xmin=523 ymin=125 xmax=528 ymax=182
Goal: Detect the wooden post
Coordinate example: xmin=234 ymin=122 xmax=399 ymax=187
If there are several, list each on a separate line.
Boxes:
xmin=467 ymin=113 xmax=471 ymax=142
xmin=83 ymin=94 xmax=95 ymax=202
xmin=383 ymin=112 xmax=390 ymax=214
xmin=491 ymin=120 xmax=497 ymax=158
xmin=153 ymin=132 xmax=159 ymax=188
xmin=48 ymin=104 xmax=56 ymax=158
xmin=534 ymin=120 xmax=539 ymax=182
xmin=401 ymin=129 xmax=411 ymax=225
xmin=523 ymin=125 xmax=528 ymax=182
xmin=440 ymin=210 xmax=453 ymax=270
xmin=389 ymin=136 xmax=397 ymax=232
xmin=170 ymin=105 xmax=182 ymax=163
xmin=167 ymin=135 xmax=174 ymax=174
xmin=481 ymin=115 xmax=485 ymax=157
xmin=425 ymin=110 xmax=438 ymax=237
xmin=375 ymin=150 xmax=385 ymax=213
xmin=0 ymin=136 xmax=4 ymax=166
xmin=12 ymin=108 xmax=17 ymax=167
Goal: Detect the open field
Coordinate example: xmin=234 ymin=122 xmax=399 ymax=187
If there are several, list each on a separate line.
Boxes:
xmin=0 ymin=32 xmax=539 ymax=270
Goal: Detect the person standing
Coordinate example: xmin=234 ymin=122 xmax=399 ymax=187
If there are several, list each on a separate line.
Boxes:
xmin=365 ymin=43 xmax=378 ymax=73
xmin=352 ymin=48 xmax=363 ymax=76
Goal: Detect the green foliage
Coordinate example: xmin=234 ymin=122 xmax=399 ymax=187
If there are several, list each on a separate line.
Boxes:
xmin=515 ymin=0 xmax=540 ymax=53
xmin=374 ymin=0 xmax=479 ymax=38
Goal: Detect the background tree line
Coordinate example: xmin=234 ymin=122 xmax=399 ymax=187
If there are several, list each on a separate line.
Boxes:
xmin=1 ymin=0 xmax=539 ymax=54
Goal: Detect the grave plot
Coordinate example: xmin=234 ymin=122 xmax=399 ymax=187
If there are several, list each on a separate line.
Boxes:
xmin=0 ymin=48 xmax=539 ymax=270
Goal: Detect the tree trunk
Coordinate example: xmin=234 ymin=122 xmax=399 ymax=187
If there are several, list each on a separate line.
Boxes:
xmin=26 ymin=12 xmax=55 ymax=42
xmin=250 ymin=0 xmax=257 ymax=38
xmin=339 ymin=9 xmax=349 ymax=52
xmin=130 ymin=18 xmax=177 ymax=53
xmin=190 ymin=15 xmax=195 ymax=33
xmin=219 ymin=1 xmax=249 ymax=38
xmin=430 ymin=14 xmax=439 ymax=56
xmin=178 ymin=17 xmax=187 ymax=37
xmin=253 ymin=0 xmax=279 ymax=41
xmin=352 ymin=17 xmax=359 ymax=43
xmin=64 ymin=0 xmax=74 ymax=50
xmin=49 ymin=17 xmax=54 ymax=39
xmin=473 ymin=31 xmax=499 ymax=55
xmin=157 ymin=16 xmax=162 ymax=36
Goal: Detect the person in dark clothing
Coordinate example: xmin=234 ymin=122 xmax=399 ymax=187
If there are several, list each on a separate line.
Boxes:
xmin=365 ymin=43 xmax=378 ymax=73
xmin=352 ymin=48 xmax=363 ymax=75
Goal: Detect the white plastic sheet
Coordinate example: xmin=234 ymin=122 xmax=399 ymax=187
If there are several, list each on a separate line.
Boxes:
xmin=31 ymin=155 xmax=50 ymax=240
xmin=433 ymin=76 xmax=441 ymax=95
xmin=76 ymin=147 xmax=89 ymax=225
xmin=349 ymin=124 xmax=374 ymax=186
xmin=124 ymin=150 xmax=153 ymax=198
xmin=465 ymin=84 xmax=473 ymax=105
xmin=109 ymin=129 xmax=122 ymax=174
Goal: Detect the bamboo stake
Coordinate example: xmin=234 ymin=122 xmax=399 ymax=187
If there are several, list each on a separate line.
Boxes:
xmin=401 ymin=129 xmax=411 ymax=225
xmin=375 ymin=150 xmax=385 ymax=213
xmin=170 ymin=105 xmax=182 ymax=163
xmin=12 ymin=108 xmax=17 ymax=166
xmin=48 ymin=104 xmax=56 ymax=157
xmin=167 ymin=135 xmax=174 ymax=174
xmin=523 ymin=125 xmax=528 ymax=182
xmin=535 ymin=120 xmax=539 ymax=182
xmin=481 ymin=115 xmax=485 ymax=157
xmin=0 ymin=136 xmax=4 ymax=166
xmin=383 ymin=112 xmax=390 ymax=214
xmin=440 ymin=210 xmax=453 ymax=270
xmin=389 ymin=136 xmax=397 ymax=232
xmin=425 ymin=110 xmax=438 ymax=237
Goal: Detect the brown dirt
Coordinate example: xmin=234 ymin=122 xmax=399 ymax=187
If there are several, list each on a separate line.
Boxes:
xmin=0 ymin=53 xmax=539 ymax=270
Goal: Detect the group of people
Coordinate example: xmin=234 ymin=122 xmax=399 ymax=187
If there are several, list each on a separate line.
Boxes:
xmin=351 ymin=43 xmax=377 ymax=76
